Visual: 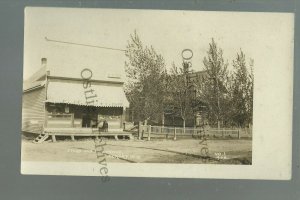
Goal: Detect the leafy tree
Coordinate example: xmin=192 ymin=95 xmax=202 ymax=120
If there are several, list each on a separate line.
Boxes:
xmin=124 ymin=31 xmax=167 ymax=123
xmin=248 ymin=59 xmax=254 ymax=125
xmin=198 ymin=38 xmax=230 ymax=128
xmin=230 ymin=51 xmax=253 ymax=127
xmin=168 ymin=63 xmax=194 ymax=132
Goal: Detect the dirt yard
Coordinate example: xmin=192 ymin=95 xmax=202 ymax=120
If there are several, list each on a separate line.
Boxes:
xmin=21 ymin=137 xmax=252 ymax=164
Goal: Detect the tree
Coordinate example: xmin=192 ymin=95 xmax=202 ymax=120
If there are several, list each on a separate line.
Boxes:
xmin=248 ymin=59 xmax=254 ymax=126
xmin=124 ymin=31 xmax=167 ymax=123
xmin=168 ymin=63 xmax=194 ymax=132
xmin=230 ymin=51 xmax=253 ymax=127
xmin=199 ymin=38 xmax=230 ymax=128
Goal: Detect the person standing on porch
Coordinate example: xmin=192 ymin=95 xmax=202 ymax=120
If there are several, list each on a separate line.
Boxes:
xmin=103 ymin=120 xmax=108 ymax=132
xmin=98 ymin=120 xmax=103 ymax=133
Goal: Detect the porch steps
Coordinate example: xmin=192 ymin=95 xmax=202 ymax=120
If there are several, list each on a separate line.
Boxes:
xmin=33 ymin=133 xmax=49 ymax=144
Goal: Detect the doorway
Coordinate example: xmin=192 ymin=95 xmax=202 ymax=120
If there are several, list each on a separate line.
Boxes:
xmin=82 ymin=114 xmax=91 ymax=128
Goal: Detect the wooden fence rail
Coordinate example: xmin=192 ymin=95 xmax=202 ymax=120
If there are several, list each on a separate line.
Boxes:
xmin=138 ymin=124 xmax=252 ymax=140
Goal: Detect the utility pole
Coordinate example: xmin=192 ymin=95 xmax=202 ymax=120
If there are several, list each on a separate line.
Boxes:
xmin=181 ymin=49 xmax=193 ymax=134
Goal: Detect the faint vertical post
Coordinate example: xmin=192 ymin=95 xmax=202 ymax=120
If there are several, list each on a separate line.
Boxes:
xmin=148 ymin=125 xmax=151 ymax=141
xmin=174 ymin=127 xmax=177 ymax=140
xmin=51 ymin=135 xmax=56 ymax=142
xmin=166 ymin=129 xmax=168 ymax=139
xmin=71 ymin=114 xmax=74 ymax=127
xmin=138 ymin=121 xmax=142 ymax=140
xmin=222 ymin=128 xmax=225 ymax=138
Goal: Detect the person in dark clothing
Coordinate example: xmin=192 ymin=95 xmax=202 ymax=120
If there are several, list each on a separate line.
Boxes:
xmin=103 ymin=120 xmax=108 ymax=132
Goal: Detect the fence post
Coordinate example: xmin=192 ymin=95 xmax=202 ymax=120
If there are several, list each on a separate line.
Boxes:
xmin=166 ymin=127 xmax=169 ymax=139
xmin=138 ymin=121 xmax=142 ymax=140
xmin=148 ymin=125 xmax=151 ymax=141
xmin=174 ymin=127 xmax=177 ymax=140
xmin=221 ymin=128 xmax=224 ymax=138
xmin=238 ymin=129 xmax=241 ymax=139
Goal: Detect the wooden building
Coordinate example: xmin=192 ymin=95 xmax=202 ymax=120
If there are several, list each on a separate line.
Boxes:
xmin=22 ymin=58 xmax=129 ymax=140
xmin=163 ymin=70 xmax=208 ymax=127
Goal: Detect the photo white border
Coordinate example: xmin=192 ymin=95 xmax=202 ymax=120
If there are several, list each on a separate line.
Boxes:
xmin=21 ymin=8 xmax=294 ymax=180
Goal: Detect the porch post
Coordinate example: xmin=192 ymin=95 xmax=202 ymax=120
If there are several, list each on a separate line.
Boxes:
xmin=51 ymin=135 xmax=56 ymax=142
xmin=71 ymin=114 xmax=74 ymax=127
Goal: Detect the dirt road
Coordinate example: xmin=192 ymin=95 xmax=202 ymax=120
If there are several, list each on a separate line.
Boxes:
xmin=21 ymin=138 xmax=252 ymax=164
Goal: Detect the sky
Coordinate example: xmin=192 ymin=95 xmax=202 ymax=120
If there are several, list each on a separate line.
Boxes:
xmin=24 ymin=7 xmax=294 ymax=81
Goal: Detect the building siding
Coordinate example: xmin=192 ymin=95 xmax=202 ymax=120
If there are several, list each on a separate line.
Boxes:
xmin=22 ymin=87 xmax=46 ymax=134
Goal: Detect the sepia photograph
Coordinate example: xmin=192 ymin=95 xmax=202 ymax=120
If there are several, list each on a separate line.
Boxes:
xmin=21 ymin=7 xmax=293 ymax=180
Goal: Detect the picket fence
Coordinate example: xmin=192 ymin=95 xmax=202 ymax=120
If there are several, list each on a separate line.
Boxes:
xmin=138 ymin=125 xmax=252 ymax=140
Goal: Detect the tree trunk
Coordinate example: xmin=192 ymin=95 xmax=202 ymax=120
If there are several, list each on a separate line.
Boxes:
xmin=131 ymin=110 xmax=134 ymax=122
xmin=183 ymin=119 xmax=186 ymax=134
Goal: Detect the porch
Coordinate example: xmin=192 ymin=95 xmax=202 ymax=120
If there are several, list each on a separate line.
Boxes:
xmin=42 ymin=127 xmax=133 ymax=142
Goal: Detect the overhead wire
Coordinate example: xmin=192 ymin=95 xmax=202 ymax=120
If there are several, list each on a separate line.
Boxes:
xmin=45 ymin=37 xmax=126 ymax=52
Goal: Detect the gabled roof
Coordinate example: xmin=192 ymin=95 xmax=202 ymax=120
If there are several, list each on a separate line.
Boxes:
xmin=23 ymin=80 xmax=46 ymax=92
xmin=188 ymin=70 xmax=207 ymax=80
xmin=23 ymin=66 xmax=47 ymax=92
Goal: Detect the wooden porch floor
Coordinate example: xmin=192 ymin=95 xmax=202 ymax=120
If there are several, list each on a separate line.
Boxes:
xmin=43 ymin=127 xmax=134 ymax=141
